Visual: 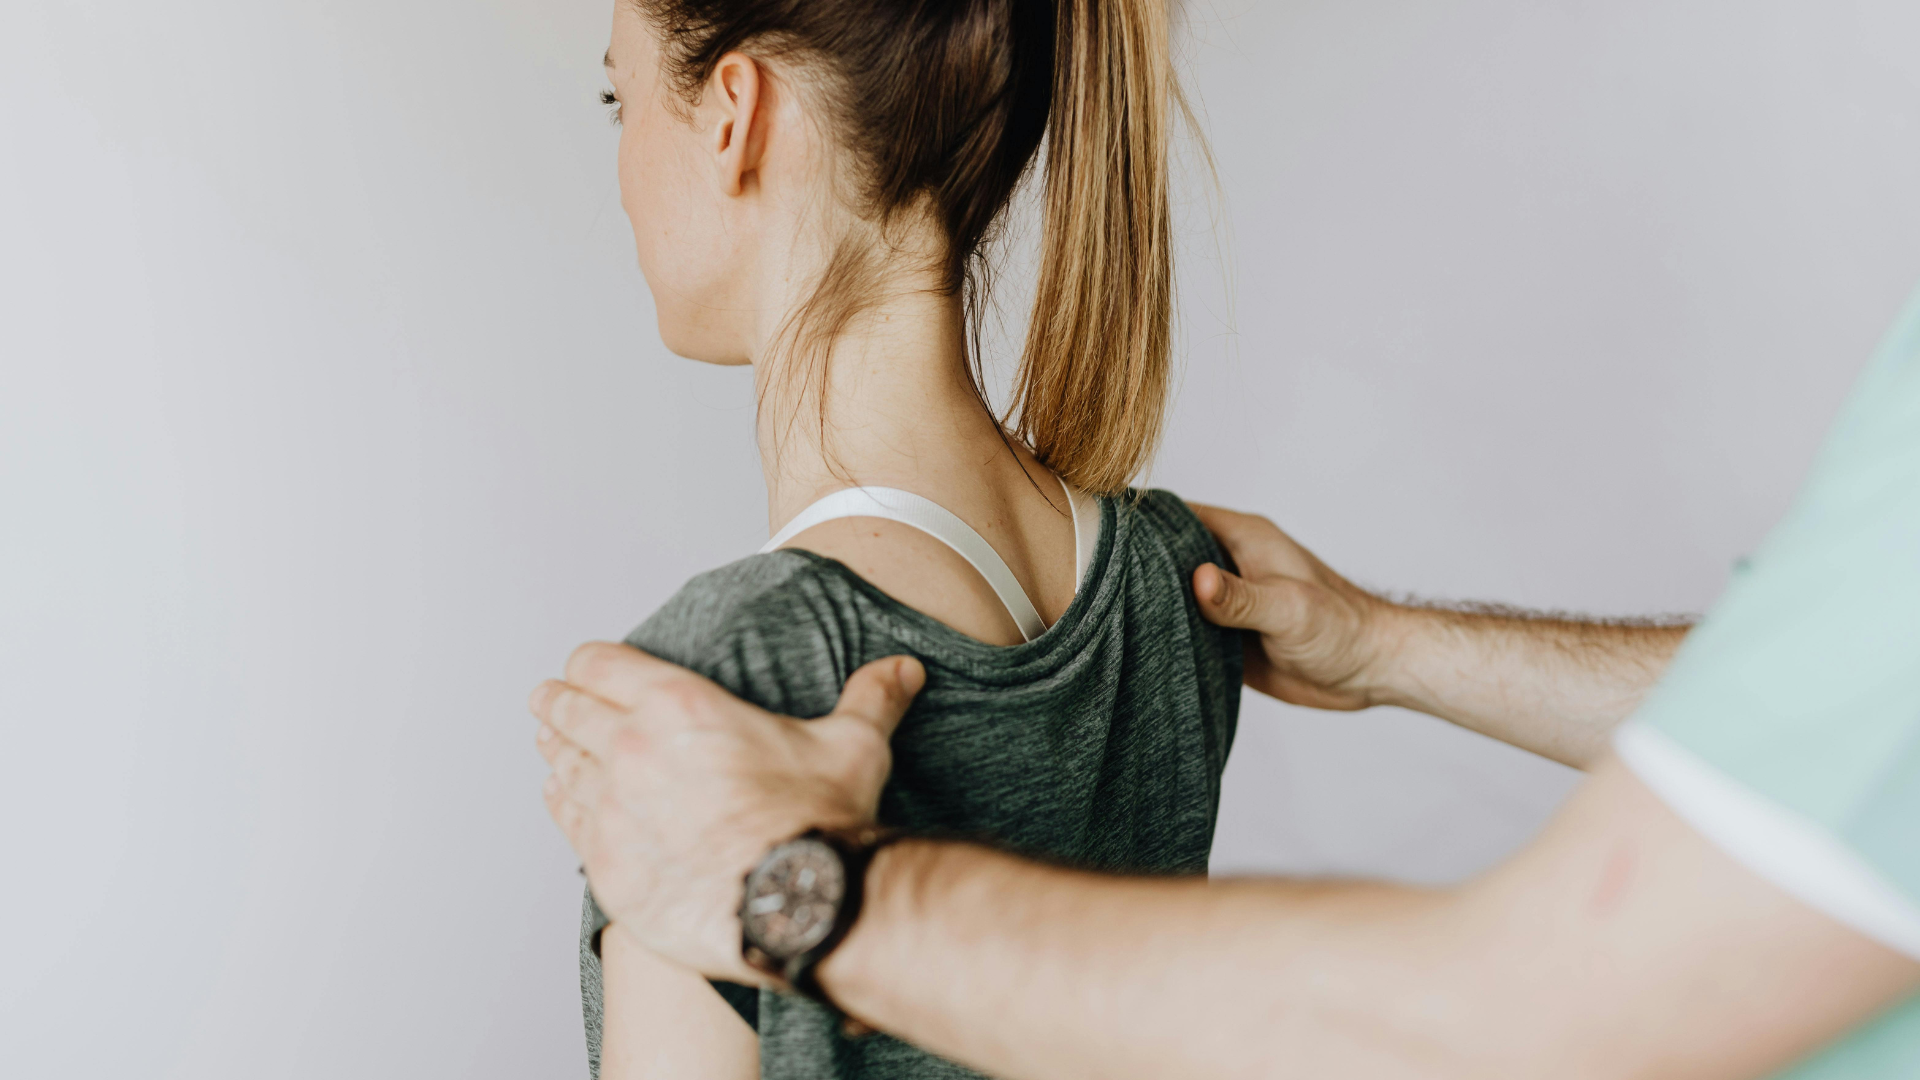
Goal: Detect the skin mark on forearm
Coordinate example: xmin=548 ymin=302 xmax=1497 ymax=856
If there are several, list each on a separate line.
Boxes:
xmin=1589 ymin=842 xmax=1638 ymax=918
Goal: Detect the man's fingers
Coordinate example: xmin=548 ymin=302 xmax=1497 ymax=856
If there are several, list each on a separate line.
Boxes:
xmin=563 ymin=641 xmax=704 ymax=708
xmin=1187 ymin=502 xmax=1277 ymax=550
xmin=543 ymin=772 xmax=589 ymax=847
xmin=1185 ymin=501 xmax=1243 ymax=534
xmin=530 ymin=679 xmax=624 ymax=756
xmin=535 ymin=711 xmax=610 ymax=812
xmin=545 ymin=735 xmax=607 ymax=804
xmin=1195 ymin=562 xmax=1289 ymax=633
xmin=535 ymin=718 xmax=573 ymax=766
xmin=829 ymin=656 xmax=926 ymax=741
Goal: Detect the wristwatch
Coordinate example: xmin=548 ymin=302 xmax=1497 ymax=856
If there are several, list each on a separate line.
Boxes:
xmin=739 ymin=825 xmax=899 ymax=1014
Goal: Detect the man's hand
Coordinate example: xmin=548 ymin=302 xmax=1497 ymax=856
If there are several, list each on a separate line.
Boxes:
xmin=531 ymin=643 xmax=925 ymax=979
xmin=1188 ymin=503 xmax=1402 ymax=710
xmin=1187 ymin=502 xmax=1689 ymax=766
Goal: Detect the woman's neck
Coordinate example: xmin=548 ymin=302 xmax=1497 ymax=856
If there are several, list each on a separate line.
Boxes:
xmin=741 ymin=245 xmax=1082 ymax=638
xmin=752 ymin=280 xmax=1019 ymax=533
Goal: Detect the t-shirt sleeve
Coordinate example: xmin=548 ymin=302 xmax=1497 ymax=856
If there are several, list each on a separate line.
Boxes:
xmin=579 ymin=553 xmax=867 ymax=1057
xmin=623 ymin=552 xmax=868 ymax=719
xmin=1614 ymin=284 xmax=1920 ymax=962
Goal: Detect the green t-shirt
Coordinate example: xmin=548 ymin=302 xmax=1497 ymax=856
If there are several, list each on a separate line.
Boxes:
xmin=580 ymin=491 xmax=1243 ymax=1079
xmin=1615 ymin=284 xmax=1920 ymax=1078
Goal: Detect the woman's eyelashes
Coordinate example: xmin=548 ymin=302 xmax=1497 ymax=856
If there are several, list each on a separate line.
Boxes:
xmin=600 ymin=88 xmax=623 ymax=126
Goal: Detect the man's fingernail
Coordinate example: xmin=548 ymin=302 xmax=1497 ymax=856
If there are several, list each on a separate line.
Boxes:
xmin=537 ymin=724 xmax=553 ymax=743
xmin=544 ymin=774 xmax=560 ymax=795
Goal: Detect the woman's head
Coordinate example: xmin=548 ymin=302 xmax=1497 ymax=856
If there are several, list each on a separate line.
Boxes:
xmin=604 ymin=0 xmax=1176 ymax=494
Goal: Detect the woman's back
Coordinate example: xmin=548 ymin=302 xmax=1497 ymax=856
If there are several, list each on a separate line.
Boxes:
xmin=582 ymin=489 xmax=1242 ymax=1078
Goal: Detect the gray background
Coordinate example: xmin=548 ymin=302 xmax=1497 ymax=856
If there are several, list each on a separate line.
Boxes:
xmin=4 ymin=0 xmax=1917 ymax=1076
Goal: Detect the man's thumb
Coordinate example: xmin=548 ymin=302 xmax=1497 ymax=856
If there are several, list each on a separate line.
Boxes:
xmin=830 ymin=655 xmax=926 ymax=740
xmin=1194 ymin=562 xmax=1274 ymax=631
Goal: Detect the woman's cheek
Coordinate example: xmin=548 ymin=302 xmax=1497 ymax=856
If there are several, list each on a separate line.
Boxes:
xmin=619 ymin=143 xmax=673 ymax=280
xmin=617 ymin=125 xmax=733 ymax=360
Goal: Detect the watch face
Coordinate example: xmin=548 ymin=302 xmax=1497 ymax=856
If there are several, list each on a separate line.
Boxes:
xmin=742 ymin=837 xmax=846 ymax=961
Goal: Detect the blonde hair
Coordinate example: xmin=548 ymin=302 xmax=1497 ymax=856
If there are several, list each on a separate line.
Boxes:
xmin=1017 ymin=0 xmax=1174 ymax=494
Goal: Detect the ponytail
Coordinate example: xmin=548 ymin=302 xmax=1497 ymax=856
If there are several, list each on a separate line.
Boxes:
xmin=1015 ymin=0 xmax=1175 ymax=496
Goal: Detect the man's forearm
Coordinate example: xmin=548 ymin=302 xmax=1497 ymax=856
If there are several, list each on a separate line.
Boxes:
xmin=1370 ymin=603 xmax=1689 ymax=767
xmin=821 ymin=840 xmax=1452 ymax=1080
xmin=814 ymin=762 xmax=1916 ymax=1080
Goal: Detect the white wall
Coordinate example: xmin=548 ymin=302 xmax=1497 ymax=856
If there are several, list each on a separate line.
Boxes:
xmin=3 ymin=1 xmax=1917 ymax=1076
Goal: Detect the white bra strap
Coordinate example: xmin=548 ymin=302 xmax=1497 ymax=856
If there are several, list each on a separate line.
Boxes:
xmin=1060 ymin=475 xmax=1098 ymax=590
xmin=762 ymin=485 xmax=1081 ymax=643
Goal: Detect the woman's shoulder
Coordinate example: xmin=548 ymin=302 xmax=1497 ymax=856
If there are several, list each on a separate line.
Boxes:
xmin=639 ymin=549 xmax=863 ymax=638
xmin=1119 ymin=488 xmax=1231 ymax=573
xmin=622 ymin=551 xmax=871 ymax=718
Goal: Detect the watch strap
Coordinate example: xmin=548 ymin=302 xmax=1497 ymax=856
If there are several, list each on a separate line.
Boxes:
xmin=742 ymin=824 xmax=903 ymax=1024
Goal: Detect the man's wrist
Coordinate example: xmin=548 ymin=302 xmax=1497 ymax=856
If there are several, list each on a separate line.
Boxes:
xmin=1348 ymin=598 xmax=1427 ymax=711
xmin=1360 ymin=600 xmax=1523 ymax=720
xmin=700 ymin=815 xmax=872 ymax=986
xmin=808 ymin=837 xmax=940 ymax=1026
xmin=740 ymin=825 xmax=903 ymax=1009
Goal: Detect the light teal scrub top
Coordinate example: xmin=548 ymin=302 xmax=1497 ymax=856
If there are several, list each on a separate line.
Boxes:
xmin=1615 ymin=284 xmax=1920 ymax=1078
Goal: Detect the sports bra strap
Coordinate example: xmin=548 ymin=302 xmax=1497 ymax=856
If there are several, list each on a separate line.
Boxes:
xmin=1064 ymin=478 xmax=1098 ymax=590
xmin=761 ymin=478 xmax=1092 ymax=643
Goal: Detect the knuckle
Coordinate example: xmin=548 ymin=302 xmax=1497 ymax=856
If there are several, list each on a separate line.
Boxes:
xmin=566 ymin=641 xmax=625 ymax=687
xmin=547 ymin=687 xmax=585 ymax=731
xmin=537 ymin=683 xmax=575 ymax=726
xmin=826 ymin=720 xmax=891 ymax=780
xmin=845 ymin=717 xmax=890 ymax=755
xmin=1219 ymin=581 xmax=1254 ymax=620
xmin=1218 ymin=507 xmax=1259 ymax=534
xmin=609 ymin=725 xmax=651 ymax=764
xmin=1237 ymin=508 xmax=1277 ymax=534
xmin=1273 ymin=579 xmax=1319 ymax=626
xmin=659 ymin=676 xmax=717 ymax=726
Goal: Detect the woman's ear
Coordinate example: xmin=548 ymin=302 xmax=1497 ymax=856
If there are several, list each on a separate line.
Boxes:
xmin=708 ymin=53 xmax=766 ymax=197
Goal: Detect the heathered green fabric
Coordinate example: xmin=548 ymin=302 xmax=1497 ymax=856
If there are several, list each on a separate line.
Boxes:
xmin=579 ymin=489 xmax=1242 ymax=1080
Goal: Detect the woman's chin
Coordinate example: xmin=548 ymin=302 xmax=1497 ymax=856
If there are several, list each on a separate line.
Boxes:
xmin=657 ymin=324 xmax=751 ymax=366
xmin=670 ymin=348 xmax=753 ymax=367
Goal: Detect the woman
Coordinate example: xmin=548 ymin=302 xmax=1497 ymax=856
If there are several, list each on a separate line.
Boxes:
xmin=580 ymin=0 xmax=1240 ymax=1076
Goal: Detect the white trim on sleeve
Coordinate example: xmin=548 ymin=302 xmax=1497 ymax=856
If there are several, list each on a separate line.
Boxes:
xmin=1615 ymin=721 xmax=1920 ymax=961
